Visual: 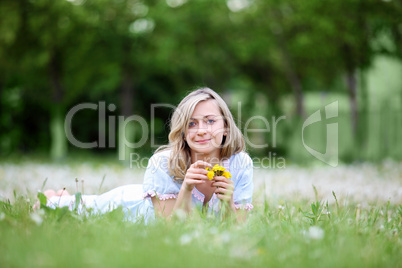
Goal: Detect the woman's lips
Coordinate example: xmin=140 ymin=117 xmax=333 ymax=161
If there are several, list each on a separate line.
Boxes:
xmin=195 ymin=139 xmax=211 ymax=144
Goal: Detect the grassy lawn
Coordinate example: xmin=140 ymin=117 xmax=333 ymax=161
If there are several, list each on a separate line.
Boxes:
xmin=0 ymin=158 xmax=401 ymax=267
xmin=0 ymin=191 xmax=401 ymax=267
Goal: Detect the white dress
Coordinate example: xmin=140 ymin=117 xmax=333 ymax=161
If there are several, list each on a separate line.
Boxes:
xmin=48 ymin=150 xmax=254 ymax=223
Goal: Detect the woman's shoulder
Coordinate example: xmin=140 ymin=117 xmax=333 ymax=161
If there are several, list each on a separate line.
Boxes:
xmin=142 ymin=150 xmax=171 ymax=175
xmin=150 ymin=148 xmax=171 ymax=159
xmin=147 ymin=149 xmax=171 ymax=166
xmin=229 ymin=151 xmax=253 ymax=167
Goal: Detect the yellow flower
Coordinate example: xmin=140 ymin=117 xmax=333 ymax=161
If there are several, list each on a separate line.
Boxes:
xmin=207 ymin=170 xmax=214 ymax=180
xmin=205 ymin=164 xmax=231 ymax=180
xmin=212 ymin=164 xmax=225 ymax=172
xmin=223 ymin=171 xmax=232 ymax=179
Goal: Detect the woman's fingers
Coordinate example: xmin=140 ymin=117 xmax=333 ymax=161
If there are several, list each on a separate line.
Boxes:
xmin=186 ymin=161 xmax=211 ymax=181
xmin=212 ymin=176 xmax=233 ymax=188
xmin=212 ymin=181 xmax=234 ymax=190
xmin=192 ymin=160 xmax=212 ymax=169
xmin=215 ymin=187 xmax=233 ymax=195
xmin=186 ymin=179 xmax=206 ymax=185
xmin=188 ymin=168 xmax=209 ymax=176
xmin=215 ymin=185 xmax=234 ymax=202
xmin=216 ymin=193 xmax=232 ymax=202
xmin=186 ymin=173 xmax=208 ymax=180
xmin=184 ymin=161 xmax=212 ymax=191
xmin=213 ymin=176 xmax=234 ymax=202
xmin=213 ymin=176 xmax=232 ymax=183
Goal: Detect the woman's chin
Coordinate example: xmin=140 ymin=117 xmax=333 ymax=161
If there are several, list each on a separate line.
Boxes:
xmin=190 ymin=147 xmax=221 ymax=157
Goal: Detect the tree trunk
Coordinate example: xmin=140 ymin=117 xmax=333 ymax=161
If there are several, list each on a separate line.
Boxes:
xmin=0 ymin=81 xmax=3 ymax=105
xmin=342 ymin=42 xmax=359 ymax=139
xmin=0 ymin=82 xmax=3 ymax=122
xmin=49 ymin=50 xmax=67 ymax=160
xmin=118 ymin=67 xmax=135 ymax=161
xmin=270 ymin=10 xmax=305 ymax=118
xmin=346 ymin=69 xmax=358 ymax=137
xmin=120 ymin=69 xmax=134 ymax=117
xmin=358 ymin=70 xmax=368 ymax=157
xmin=256 ymin=63 xmax=282 ymax=117
xmin=283 ymin=63 xmax=305 ymax=118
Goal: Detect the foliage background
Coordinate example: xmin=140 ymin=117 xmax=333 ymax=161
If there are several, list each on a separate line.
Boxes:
xmin=0 ymin=0 xmax=401 ymax=164
xmin=1 ymin=2 xmax=401 ymax=266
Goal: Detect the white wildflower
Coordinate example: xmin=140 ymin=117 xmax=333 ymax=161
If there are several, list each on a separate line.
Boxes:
xmin=192 ymin=230 xmax=201 ymax=239
xmin=229 ymin=240 xmax=257 ymax=259
xmin=308 ymin=226 xmax=324 ymax=240
xmin=37 ymin=209 xmax=45 ymax=216
xmin=179 ymin=234 xmax=192 ymax=245
xmin=163 ymin=238 xmax=172 ymax=245
xmin=220 ymin=231 xmax=231 ymax=243
xmin=209 ymin=227 xmax=218 ymax=235
xmin=30 ymin=213 xmax=43 ymax=226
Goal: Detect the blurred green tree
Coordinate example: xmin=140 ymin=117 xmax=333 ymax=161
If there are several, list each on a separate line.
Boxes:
xmin=0 ymin=0 xmax=400 ymax=162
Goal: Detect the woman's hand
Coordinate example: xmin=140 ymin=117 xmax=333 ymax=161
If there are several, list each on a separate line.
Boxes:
xmin=183 ymin=161 xmax=212 ymax=192
xmin=212 ymin=176 xmax=234 ymax=204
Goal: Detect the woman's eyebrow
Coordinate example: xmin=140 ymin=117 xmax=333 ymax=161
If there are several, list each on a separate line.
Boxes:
xmin=190 ymin=114 xmax=218 ymax=120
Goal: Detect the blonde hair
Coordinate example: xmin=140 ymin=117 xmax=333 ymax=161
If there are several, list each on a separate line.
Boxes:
xmin=156 ymin=87 xmax=245 ymax=181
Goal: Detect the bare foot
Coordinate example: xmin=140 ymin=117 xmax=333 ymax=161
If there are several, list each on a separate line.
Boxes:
xmin=33 ymin=189 xmax=56 ymax=211
xmin=33 ymin=189 xmax=71 ymax=211
xmin=44 ymin=189 xmax=57 ymax=199
xmin=56 ymin=189 xmax=70 ymax=196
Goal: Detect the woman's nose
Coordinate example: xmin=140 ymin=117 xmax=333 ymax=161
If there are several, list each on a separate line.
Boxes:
xmin=196 ymin=122 xmax=208 ymax=135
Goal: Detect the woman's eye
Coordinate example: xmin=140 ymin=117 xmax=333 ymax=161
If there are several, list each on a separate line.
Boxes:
xmin=207 ymin=119 xmax=215 ymax=124
xmin=189 ymin=122 xmax=196 ymax=127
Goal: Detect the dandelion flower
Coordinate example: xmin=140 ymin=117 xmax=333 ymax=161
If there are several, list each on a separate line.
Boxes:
xmin=205 ymin=165 xmax=231 ymax=180
xmin=207 ymin=170 xmax=215 ymax=180
xmin=212 ymin=165 xmax=225 ymax=172
xmin=222 ymin=171 xmax=231 ymax=179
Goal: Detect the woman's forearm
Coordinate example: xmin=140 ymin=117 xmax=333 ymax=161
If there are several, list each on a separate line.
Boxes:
xmin=173 ymin=187 xmax=193 ymax=214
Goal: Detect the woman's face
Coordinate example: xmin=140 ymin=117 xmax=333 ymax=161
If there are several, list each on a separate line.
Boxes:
xmin=185 ymin=100 xmax=226 ymax=158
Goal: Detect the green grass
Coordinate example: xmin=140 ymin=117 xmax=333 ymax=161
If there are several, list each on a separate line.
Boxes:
xmin=0 ymin=191 xmax=400 ymax=268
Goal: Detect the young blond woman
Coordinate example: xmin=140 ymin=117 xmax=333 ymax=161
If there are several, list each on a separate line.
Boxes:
xmin=45 ymin=88 xmax=253 ymax=222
